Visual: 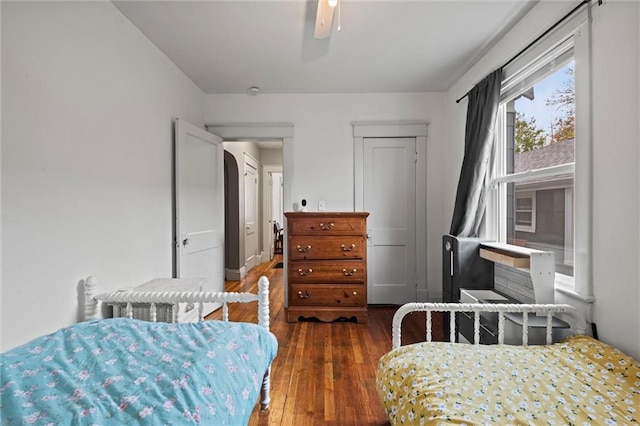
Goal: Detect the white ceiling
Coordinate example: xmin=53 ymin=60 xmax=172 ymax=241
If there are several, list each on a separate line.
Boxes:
xmin=113 ymin=0 xmax=536 ymax=95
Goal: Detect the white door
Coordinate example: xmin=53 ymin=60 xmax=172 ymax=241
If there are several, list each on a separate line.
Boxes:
xmin=175 ymin=119 xmax=224 ymax=316
xmin=263 ymin=170 xmax=283 ymax=260
xmin=244 ymin=156 xmax=259 ymax=270
xmin=364 ymin=137 xmax=417 ymax=304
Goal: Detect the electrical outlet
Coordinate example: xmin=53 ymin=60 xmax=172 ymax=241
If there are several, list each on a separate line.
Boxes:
xmin=318 ymin=200 xmax=326 ymax=211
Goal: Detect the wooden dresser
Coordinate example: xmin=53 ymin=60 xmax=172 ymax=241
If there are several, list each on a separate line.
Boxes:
xmin=284 ymin=212 xmax=369 ymax=323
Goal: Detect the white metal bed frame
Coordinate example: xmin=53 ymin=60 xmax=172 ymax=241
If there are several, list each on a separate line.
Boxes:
xmin=81 ymin=275 xmax=273 ymax=410
xmin=392 ymin=302 xmax=588 ymax=350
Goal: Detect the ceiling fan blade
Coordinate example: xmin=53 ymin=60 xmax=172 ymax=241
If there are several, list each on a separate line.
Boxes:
xmin=314 ymin=0 xmax=335 ymax=40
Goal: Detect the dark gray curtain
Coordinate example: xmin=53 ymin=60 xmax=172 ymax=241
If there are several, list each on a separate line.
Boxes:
xmin=450 ymin=68 xmax=503 ymax=237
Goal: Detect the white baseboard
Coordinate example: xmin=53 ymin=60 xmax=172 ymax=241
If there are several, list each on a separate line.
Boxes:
xmin=225 ymin=266 xmax=247 ymax=281
xmin=417 ymin=288 xmax=430 ymax=302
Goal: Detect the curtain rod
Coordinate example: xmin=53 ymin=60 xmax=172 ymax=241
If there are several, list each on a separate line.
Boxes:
xmin=455 ymin=0 xmax=593 ymax=104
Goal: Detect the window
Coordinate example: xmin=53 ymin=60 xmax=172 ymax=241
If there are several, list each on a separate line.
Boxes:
xmin=489 ymin=30 xmax=586 ymax=282
xmin=515 ymin=191 xmax=536 ymax=233
xmin=499 ymin=60 xmax=575 ymax=276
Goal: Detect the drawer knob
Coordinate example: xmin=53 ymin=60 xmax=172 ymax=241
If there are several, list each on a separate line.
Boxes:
xmin=297 ymin=245 xmax=312 ymax=253
xmin=297 ymin=290 xmax=310 ymax=299
xmin=319 ymin=222 xmax=335 ymax=230
xmin=341 ymin=243 xmax=356 ymax=252
xmin=352 ymin=291 xmax=358 ymax=296
xmin=298 ymin=268 xmax=313 ymax=276
xmin=342 ymin=268 xmax=357 ymax=276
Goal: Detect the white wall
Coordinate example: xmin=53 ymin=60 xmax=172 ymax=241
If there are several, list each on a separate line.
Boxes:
xmin=205 ymin=93 xmax=446 ymax=301
xmin=1 ymin=1 xmax=204 ymax=351
xmin=0 ymin=1 xmax=4 ymax=344
xmin=590 ymin=0 xmax=639 ymax=360
xmin=261 ymin=149 xmax=283 ymax=167
xmin=443 ymin=1 xmax=640 ymax=360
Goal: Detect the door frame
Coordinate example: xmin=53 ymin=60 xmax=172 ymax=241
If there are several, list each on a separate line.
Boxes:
xmin=353 ymin=121 xmax=429 ymax=302
xmin=206 ymin=123 xmax=293 ymax=299
xmin=243 ymin=152 xmax=260 ymax=270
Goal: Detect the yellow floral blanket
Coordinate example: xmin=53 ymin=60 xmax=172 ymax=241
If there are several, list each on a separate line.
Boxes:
xmin=376 ymin=335 xmax=640 ymax=425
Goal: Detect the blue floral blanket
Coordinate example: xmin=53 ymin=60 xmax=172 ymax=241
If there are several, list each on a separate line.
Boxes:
xmin=1 ymin=318 xmax=277 ymax=425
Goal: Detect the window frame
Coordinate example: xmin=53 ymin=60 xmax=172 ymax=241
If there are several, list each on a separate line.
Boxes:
xmin=484 ymin=9 xmax=592 ymax=300
xmin=514 ymin=190 xmax=536 ymax=233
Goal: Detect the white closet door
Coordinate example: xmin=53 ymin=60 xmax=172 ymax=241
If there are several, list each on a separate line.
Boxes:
xmin=244 ymin=155 xmax=259 ymax=270
xmin=364 ymin=137 xmax=417 ymax=304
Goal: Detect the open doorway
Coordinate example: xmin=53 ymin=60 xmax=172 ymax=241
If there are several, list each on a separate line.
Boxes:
xmin=265 ymin=169 xmax=284 ymax=260
xmin=222 ymin=140 xmax=283 ymax=281
xmin=206 ymin=122 xmax=293 ymax=307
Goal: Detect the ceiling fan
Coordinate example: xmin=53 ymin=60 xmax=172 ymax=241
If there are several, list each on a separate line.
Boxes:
xmin=314 ymin=0 xmax=341 ymax=39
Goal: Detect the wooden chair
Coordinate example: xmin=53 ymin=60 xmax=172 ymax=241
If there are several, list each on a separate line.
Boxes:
xmin=273 ymin=222 xmax=283 ymax=254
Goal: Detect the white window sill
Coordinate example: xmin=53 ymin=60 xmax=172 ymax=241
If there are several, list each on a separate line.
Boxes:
xmin=555 ymin=273 xmax=595 ymax=303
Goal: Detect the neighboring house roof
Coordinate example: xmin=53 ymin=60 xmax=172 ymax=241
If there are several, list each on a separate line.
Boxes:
xmin=514 ymin=138 xmax=575 ymax=173
xmin=513 ymin=139 xmax=574 ymax=190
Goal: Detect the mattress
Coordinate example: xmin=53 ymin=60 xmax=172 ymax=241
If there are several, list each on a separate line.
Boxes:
xmin=1 ymin=318 xmax=277 ymax=425
xmin=376 ymin=335 xmax=640 ymax=425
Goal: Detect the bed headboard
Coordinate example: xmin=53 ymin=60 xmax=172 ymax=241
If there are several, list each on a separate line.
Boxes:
xmin=82 ymin=275 xmax=270 ymax=330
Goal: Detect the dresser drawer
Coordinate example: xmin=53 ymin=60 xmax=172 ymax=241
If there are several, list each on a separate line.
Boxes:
xmin=290 ymin=284 xmax=366 ymax=307
xmin=288 ymin=215 xmax=367 ymax=236
xmin=288 ymin=260 xmax=366 ymax=283
xmin=289 ymin=236 xmax=365 ymax=260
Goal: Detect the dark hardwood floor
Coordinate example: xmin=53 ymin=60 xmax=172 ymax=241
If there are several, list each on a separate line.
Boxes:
xmin=206 ymin=256 xmax=441 ymax=425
